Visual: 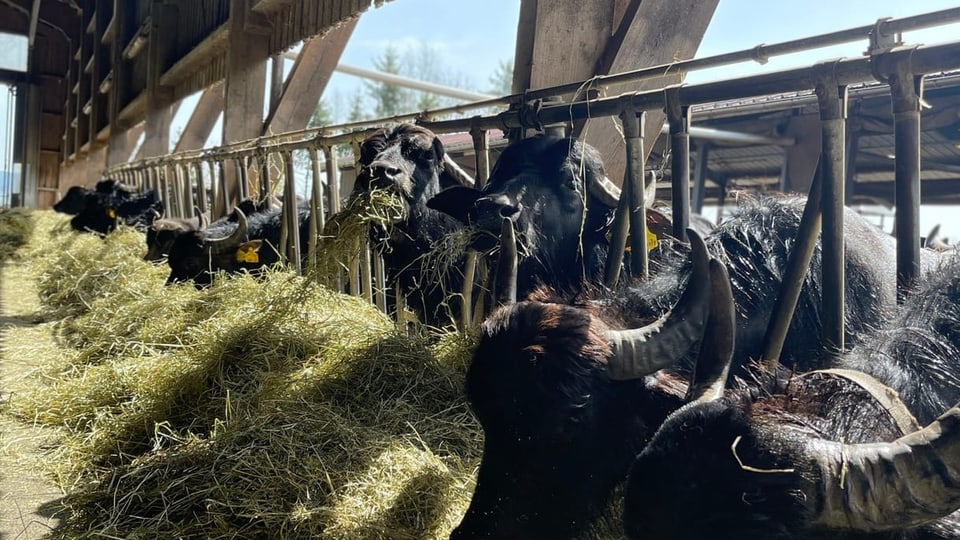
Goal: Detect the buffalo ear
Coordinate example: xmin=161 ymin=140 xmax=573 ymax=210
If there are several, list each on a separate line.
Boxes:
xmin=426 ymin=186 xmax=484 ymax=223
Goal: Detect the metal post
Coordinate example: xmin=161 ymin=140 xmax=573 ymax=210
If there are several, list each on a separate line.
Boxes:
xmin=468 ymin=126 xmax=491 ymax=326
xmin=692 ymin=142 xmax=710 ymax=214
xmin=761 ymin=166 xmax=823 ymax=370
xmin=307 ymin=146 xmax=324 ymax=272
xmin=604 ymin=179 xmax=632 ymax=288
xmin=179 ymin=163 xmax=193 ymax=218
xmin=282 ymin=151 xmax=302 ymax=274
xmin=259 ymin=152 xmax=272 ymax=201
xmin=194 ymin=162 xmax=207 ymax=216
xmin=323 ymin=145 xmax=340 ymax=215
xmin=219 ymin=161 xmax=231 ymax=214
xmin=622 ymin=107 xmax=648 ymax=279
xmin=888 ymin=64 xmax=923 ymax=300
xmin=236 ymin=157 xmax=249 ymax=202
xmin=665 ymin=87 xmax=691 ymax=241
xmin=815 ymin=68 xmax=848 ymax=357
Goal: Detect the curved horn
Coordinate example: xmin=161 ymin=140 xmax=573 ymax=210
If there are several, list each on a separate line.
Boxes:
xmin=493 ymin=217 xmax=518 ymax=307
xmin=684 ymin=259 xmax=735 ymax=403
xmin=443 ymin=154 xmax=476 ymax=187
xmin=588 ymin=175 xmax=622 ymax=208
xmin=803 ymin=403 xmax=960 ymax=532
xmin=206 ymin=208 xmax=248 ymax=254
xmin=605 ymin=228 xmax=712 ymax=380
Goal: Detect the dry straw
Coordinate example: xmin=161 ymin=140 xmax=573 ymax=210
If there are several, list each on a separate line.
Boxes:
xmin=2 ymin=209 xmax=486 ymax=539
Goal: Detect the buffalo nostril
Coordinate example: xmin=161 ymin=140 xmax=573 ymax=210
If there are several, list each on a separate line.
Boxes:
xmin=499 ymin=205 xmax=520 ymax=219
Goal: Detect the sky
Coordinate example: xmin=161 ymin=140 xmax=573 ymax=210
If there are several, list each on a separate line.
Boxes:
xmin=4 ymin=0 xmax=960 ymax=236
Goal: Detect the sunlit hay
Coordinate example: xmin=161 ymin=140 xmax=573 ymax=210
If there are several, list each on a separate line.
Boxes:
xmin=323 ymin=442 xmax=475 ymax=540
xmin=33 ymin=281 xmax=482 ymax=539
xmin=311 ymin=188 xmax=405 ymax=286
xmin=0 ymin=207 xmax=35 ymax=261
xmin=32 ymin=224 xmax=167 ymax=320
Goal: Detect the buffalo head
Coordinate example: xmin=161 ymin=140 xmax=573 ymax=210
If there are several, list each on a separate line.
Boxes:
xmin=352 ymin=123 xmax=473 ymax=224
xmin=451 ymin=227 xmax=717 ymax=539
xmin=427 ymin=136 xmax=625 ymax=295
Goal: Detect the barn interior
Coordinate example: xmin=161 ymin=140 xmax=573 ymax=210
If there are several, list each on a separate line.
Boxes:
xmin=3 ymin=1 xmax=960 ymax=538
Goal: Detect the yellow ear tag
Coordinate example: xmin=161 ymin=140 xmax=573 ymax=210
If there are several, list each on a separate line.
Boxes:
xmin=106 ymin=208 xmax=116 ymax=219
xmin=236 ymin=245 xmax=259 ymax=263
xmin=646 ymin=228 xmax=659 ymax=250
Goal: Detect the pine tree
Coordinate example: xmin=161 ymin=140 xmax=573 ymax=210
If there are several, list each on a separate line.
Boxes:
xmin=366 ymin=46 xmax=409 ymax=117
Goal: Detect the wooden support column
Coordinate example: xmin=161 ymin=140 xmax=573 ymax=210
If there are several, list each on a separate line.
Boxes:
xmin=142 ymin=1 xmax=177 ymax=158
xmin=173 ymin=81 xmax=224 ymax=153
xmin=262 ymin=19 xmax=357 ymax=135
xmin=107 ymin=0 xmax=133 ymax=166
xmin=222 ymin=0 xmax=269 ymax=206
xmin=516 ymin=0 xmax=719 ymax=182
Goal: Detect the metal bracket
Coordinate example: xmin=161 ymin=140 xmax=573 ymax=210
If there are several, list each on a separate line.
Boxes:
xmin=865 ymin=17 xmax=902 ymax=56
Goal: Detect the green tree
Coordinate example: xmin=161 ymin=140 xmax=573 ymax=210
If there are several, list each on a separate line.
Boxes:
xmin=366 ymin=46 xmax=410 ymax=117
xmin=488 ymin=59 xmax=514 ymax=96
xmin=307 ymin=98 xmax=332 ymax=129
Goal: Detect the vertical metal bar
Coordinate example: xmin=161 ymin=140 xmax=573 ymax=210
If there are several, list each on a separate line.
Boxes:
xmin=360 ymin=241 xmax=373 ymax=304
xmin=260 ymin=152 xmax=272 ymax=201
xmin=307 ymin=146 xmax=324 ymax=272
xmin=324 ymin=145 xmax=341 ymax=215
xmin=604 ymin=179 xmax=632 ymax=288
xmin=207 ymin=160 xmax=222 ymax=219
xmin=373 ymin=253 xmax=387 ymax=312
xmin=889 ymin=67 xmax=923 ymax=300
xmin=622 ymin=107 xmax=648 ymax=279
xmin=194 ymin=162 xmax=207 ymax=216
xmin=692 ymin=142 xmax=710 ymax=214
xmin=219 ymin=160 xmax=231 ymax=214
xmin=180 ymin=163 xmax=193 ymax=218
xmin=468 ymin=126 xmax=491 ymax=326
xmin=283 ymin=150 xmax=302 ymax=274
xmin=665 ymin=88 xmax=691 ymax=242
xmin=760 ymin=166 xmax=823 ymax=369
xmin=236 ymin=157 xmax=249 ymax=201
xmin=815 ymin=68 xmax=848 ymax=357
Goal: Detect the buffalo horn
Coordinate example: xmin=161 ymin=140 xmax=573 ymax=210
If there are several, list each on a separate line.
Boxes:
xmin=588 ymin=171 xmax=658 ymax=209
xmin=493 ymin=217 xmax=518 ymax=307
xmin=795 ymin=403 xmax=960 ymax=532
xmin=443 ymin=154 xmax=476 ymax=187
xmin=205 ymin=208 xmax=248 ymax=254
xmin=588 ymin=175 xmax=622 ymax=208
xmin=605 ymin=229 xmax=712 ymax=380
xmin=685 ymin=259 xmax=735 ymax=403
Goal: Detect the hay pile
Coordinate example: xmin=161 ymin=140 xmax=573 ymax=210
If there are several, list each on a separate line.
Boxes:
xmin=2 ymin=210 xmax=483 ymax=539
xmin=0 ymin=207 xmax=36 ymax=261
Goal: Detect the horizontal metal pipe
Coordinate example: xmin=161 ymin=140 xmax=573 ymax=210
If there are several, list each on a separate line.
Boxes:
xmin=105 ymin=40 xmax=960 ymax=177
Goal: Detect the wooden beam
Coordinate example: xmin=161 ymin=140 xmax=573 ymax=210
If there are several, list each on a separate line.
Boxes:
xmin=158 ymin=23 xmax=229 ymax=89
xmin=142 ymin=1 xmax=176 ymax=158
xmin=261 ymin=19 xmax=356 ymax=135
xmin=519 ymin=0 xmax=719 ymax=184
xmin=173 ymin=80 xmax=224 ymax=152
xmin=107 ymin=0 xmax=132 ymax=167
xmin=222 ymin=0 xmax=269 ymax=206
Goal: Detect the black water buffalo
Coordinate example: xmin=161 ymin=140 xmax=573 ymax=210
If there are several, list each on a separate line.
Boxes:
xmin=144 ymin=197 xmax=279 ymax=262
xmin=54 ymin=178 xmax=162 ymax=236
xmin=626 ymin=252 xmax=960 ymax=540
xmin=450 ymin=194 xmax=905 ymax=539
xmin=165 ymin=203 xmax=309 ymax=286
xmin=427 ymin=135 xmax=629 ymax=296
xmin=343 ymin=123 xmax=474 ymax=328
